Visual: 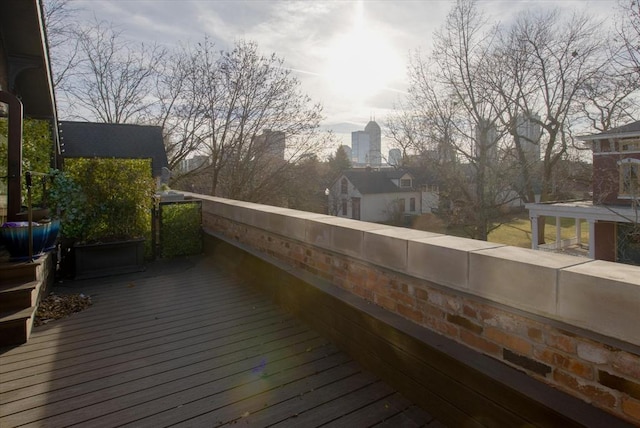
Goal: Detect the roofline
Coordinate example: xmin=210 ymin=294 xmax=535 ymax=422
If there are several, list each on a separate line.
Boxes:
xmin=578 ymin=131 xmax=640 ymax=142
xmin=36 ymin=0 xmax=61 ymax=158
xmin=525 ymin=201 xmax=638 ymax=223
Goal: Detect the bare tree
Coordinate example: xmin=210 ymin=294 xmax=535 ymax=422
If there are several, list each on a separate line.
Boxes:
xmin=42 ymin=0 xmax=83 ymax=90
xmin=152 ymin=46 xmax=208 ymax=173
xmin=166 ymin=38 xmax=327 ymax=204
xmin=62 ymin=19 xmax=166 ymax=123
xmin=614 ymin=0 xmax=640 ymax=80
xmin=501 ymin=11 xmax=608 ymax=242
xmin=398 ymin=0 xmax=516 ymax=240
xmin=574 ymin=1 xmax=640 ymax=133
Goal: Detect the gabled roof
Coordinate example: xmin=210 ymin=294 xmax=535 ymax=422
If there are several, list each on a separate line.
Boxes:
xmin=60 ymin=121 xmax=169 ymax=177
xmin=342 ymin=169 xmax=415 ymax=194
xmin=578 ymin=120 xmax=640 ymax=141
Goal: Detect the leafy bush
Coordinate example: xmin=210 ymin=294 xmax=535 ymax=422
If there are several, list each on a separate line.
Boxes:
xmin=160 ymin=201 xmax=202 ymax=257
xmin=47 ymin=169 xmax=88 ymax=239
xmin=0 ymin=118 xmax=54 ymax=206
xmin=64 ymin=158 xmax=155 ymax=243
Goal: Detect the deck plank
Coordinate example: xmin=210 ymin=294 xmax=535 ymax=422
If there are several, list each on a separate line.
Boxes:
xmin=0 ymin=257 xmax=437 ymax=428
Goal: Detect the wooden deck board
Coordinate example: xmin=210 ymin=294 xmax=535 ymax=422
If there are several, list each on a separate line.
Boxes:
xmin=0 ymin=257 xmax=436 ymax=427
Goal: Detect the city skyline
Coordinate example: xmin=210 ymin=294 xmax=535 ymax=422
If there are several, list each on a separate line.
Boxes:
xmin=68 ymin=0 xmax=619 ymax=149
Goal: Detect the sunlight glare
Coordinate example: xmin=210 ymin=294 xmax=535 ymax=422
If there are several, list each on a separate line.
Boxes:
xmin=324 ymin=2 xmax=402 ymax=100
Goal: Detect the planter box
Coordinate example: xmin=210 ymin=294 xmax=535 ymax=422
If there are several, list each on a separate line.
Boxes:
xmin=74 ymin=239 xmax=145 ymax=279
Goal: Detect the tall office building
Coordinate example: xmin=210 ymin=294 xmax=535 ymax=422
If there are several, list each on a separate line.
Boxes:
xmin=475 ymin=119 xmax=499 ymax=162
xmin=388 ymin=148 xmax=401 ymax=166
xmin=516 ymin=114 xmax=542 ymax=164
xmin=351 ymin=120 xmax=382 ymax=166
xmin=351 ymin=131 xmax=370 ymax=165
xmin=254 ymin=129 xmax=285 ymax=160
xmin=365 ymin=120 xmax=381 ymax=166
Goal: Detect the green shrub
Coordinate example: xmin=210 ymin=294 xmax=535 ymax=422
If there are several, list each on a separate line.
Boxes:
xmin=0 ymin=118 xmax=54 ymax=207
xmin=64 ymin=158 xmax=155 ymax=243
xmin=47 ymin=169 xmax=88 ymax=239
xmin=160 ymin=202 xmax=202 ymax=257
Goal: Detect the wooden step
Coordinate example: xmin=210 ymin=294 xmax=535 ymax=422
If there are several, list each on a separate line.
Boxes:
xmin=0 ymin=307 xmax=35 ymax=347
xmin=0 ymin=253 xmax=55 ymax=347
xmin=0 ymin=281 xmax=39 ymax=312
xmin=0 ymin=260 xmax=40 ymax=283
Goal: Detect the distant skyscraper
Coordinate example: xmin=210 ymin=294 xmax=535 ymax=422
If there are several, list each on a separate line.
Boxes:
xmin=475 ymin=119 xmax=498 ymax=162
xmin=351 ymin=120 xmax=382 ymax=166
xmin=516 ymin=114 xmax=541 ymax=164
xmin=388 ymin=148 xmax=401 ymax=166
xmin=179 ymin=155 xmax=209 ymax=172
xmin=254 ymin=129 xmax=285 ymax=160
xmin=365 ymin=120 xmax=381 ymax=166
xmin=351 ymin=131 xmax=370 ymax=165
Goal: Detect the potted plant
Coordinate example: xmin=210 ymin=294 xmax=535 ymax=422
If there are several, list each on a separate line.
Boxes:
xmin=51 ymin=158 xmax=155 ymax=279
xmin=0 ymin=171 xmax=62 ymax=262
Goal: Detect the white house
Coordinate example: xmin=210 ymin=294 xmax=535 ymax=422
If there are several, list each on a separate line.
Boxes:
xmin=328 ymin=169 xmax=422 ymax=223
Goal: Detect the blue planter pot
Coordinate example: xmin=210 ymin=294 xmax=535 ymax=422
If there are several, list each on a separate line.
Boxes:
xmin=43 ymin=220 xmax=60 ymax=251
xmin=0 ymin=220 xmax=60 ymax=261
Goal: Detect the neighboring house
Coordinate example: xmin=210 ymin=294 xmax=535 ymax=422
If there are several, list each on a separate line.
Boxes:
xmin=59 ymin=121 xmax=169 ymax=182
xmin=1 ymin=0 xmax=60 ymax=222
xmin=526 ymin=120 xmax=640 ymax=265
xmin=328 ymin=168 xmax=422 ymax=223
xmin=403 ymin=166 xmax=441 ymax=214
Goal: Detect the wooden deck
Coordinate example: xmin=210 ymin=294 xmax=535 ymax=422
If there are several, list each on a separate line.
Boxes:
xmin=0 ymin=257 xmax=439 ymax=427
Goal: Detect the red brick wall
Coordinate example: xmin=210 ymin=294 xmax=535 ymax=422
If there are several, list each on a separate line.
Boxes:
xmin=204 ymin=212 xmax=640 ymax=425
xmin=593 ymin=153 xmax=640 ymax=206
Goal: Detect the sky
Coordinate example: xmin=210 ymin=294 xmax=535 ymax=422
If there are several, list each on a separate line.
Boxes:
xmin=69 ymin=0 xmax=619 ymax=151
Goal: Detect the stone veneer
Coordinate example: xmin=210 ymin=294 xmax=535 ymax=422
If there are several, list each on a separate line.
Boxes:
xmin=192 ymin=194 xmax=640 ymax=425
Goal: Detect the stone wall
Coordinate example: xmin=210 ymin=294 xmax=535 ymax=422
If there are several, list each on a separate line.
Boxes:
xmin=193 ymin=194 xmax=640 ymax=425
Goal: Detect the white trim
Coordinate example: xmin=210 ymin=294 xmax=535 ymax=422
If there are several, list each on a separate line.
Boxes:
xmin=594 ymin=151 xmax=640 ymax=155
xmin=579 ymin=132 xmax=640 ymax=141
xmin=617 ymin=158 xmax=640 ymax=165
xmin=588 ymin=220 xmax=596 ymax=259
xmin=525 ymin=201 xmax=638 ymax=223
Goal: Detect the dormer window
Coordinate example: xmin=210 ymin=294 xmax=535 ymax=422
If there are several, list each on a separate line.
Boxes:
xmin=400 ymin=178 xmax=412 ymax=188
xmin=619 ymin=158 xmax=640 ymax=197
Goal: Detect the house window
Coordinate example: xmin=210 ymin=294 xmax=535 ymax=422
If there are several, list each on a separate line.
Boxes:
xmin=352 ymin=197 xmax=361 ymax=220
xmin=398 ymin=198 xmax=405 ymax=213
xmin=341 ymin=199 xmax=348 ymax=215
xmin=620 ymin=140 xmax=640 ymax=152
xmin=620 ymin=160 xmax=640 ymax=196
xmin=410 ymin=197 xmax=416 ymax=212
xmin=341 ymin=178 xmax=348 ymax=194
xmin=400 ymin=178 xmax=412 ymax=188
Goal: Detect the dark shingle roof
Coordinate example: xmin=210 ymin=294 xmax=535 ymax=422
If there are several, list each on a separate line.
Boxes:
xmin=60 ymin=121 xmax=169 ymax=177
xmin=579 ymin=120 xmax=640 ymax=141
xmin=342 ymin=169 xmax=415 ymax=194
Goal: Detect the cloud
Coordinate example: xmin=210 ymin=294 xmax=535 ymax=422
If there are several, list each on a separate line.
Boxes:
xmin=70 ymin=0 xmax=618 ymax=136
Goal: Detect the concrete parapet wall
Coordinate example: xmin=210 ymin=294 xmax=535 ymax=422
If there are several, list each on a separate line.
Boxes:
xmin=193 ymin=194 xmax=640 ymax=424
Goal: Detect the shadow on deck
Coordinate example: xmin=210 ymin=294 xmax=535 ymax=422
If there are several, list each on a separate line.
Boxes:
xmin=0 ymin=256 xmax=438 ymax=427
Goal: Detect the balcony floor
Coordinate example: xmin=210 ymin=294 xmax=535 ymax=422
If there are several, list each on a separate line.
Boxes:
xmin=0 ymin=256 xmax=439 ymax=427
